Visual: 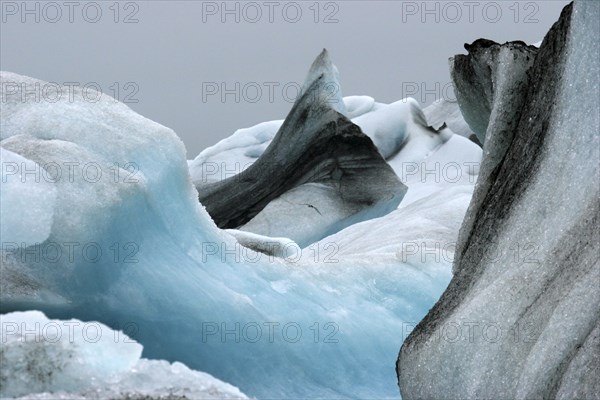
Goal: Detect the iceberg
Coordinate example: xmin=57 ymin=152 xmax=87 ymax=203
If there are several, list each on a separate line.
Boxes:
xmin=189 ymin=50 xmax=482 ymax=247
xmin=0 ymin=311 xmax=248 ymax=399
xmin=0 ymin=65 xmax=478 ymax=398
xmin=397 ymin=2 xmax=600 ymax=399
xmin=195 ymin=50 xmax=407 ymax=247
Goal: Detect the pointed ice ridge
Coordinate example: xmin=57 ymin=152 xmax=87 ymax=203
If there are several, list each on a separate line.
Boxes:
xmin=197 ymin=50 xmax=405 ymax=245
xmin=301 ymin=48 xmax=347 ymax=115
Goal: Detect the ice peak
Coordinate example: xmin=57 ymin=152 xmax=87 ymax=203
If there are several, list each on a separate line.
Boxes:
xmin=301 ymin=49 xmax=346 ymax=115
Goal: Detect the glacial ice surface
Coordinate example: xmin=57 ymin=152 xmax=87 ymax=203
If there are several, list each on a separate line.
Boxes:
xmin=1 ymin=61 xmax=479 ymax=398
xmin=0 ymin=148 xmax=56 ymax=245
xmin=0 ymin=311 xmax=248 ymax=399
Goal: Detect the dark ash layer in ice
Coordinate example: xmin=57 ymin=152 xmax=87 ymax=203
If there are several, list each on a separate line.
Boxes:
xmin=197 ymin=50 xmax=406 ymax=246
xmin=397 ymin=1 xmax=600 ymax=399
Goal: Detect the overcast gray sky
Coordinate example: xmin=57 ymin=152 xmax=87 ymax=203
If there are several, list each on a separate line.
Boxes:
xmin=1 ymin=0 xmax=569 ymax=157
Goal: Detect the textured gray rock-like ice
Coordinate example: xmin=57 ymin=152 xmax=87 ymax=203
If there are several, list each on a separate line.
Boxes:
xmin=397 ymin=1 xmax=600 ymax=399
xmin=451 ymin=39 xmax=538 ymax=145
xmin=451 ymin=39 xmax=538 ymax=276
xmin=196 ymin=50 xmax=407 ymax=247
